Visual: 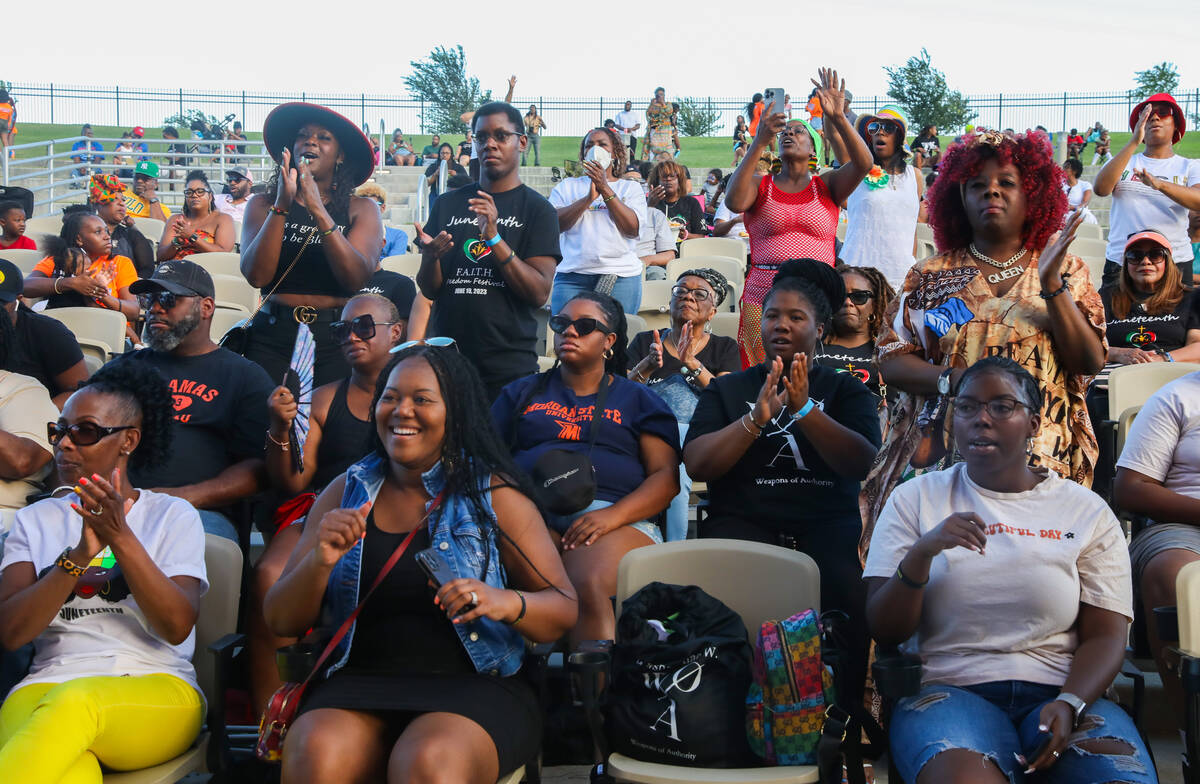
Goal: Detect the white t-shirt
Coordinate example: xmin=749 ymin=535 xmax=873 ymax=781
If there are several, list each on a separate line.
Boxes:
xmin=0 ymin=490 xmax=209 ymax=694
xmin=637 ymin=206 xmax=675 ymax=258
xmin=1116 ymin=370 xmax=1200 ymax=501
xmin=864 ymin=463 xmax=1132 ymax=688
xmin=0 ymin=371 xmax=58 ymax=533
xmin=1106 ymin=153 xmax=1200 ymax=262
xmin=214 ymin=193 xmax=247 ymax=222
xmin=615 ymin=110 xmax=640 ymax=133
xmin=1065 ymin=180 xmax=1099 ymax=225
xmin=548 ymin=177 xmax=648 ymax=277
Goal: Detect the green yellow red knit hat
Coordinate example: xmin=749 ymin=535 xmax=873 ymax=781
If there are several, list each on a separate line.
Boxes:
xmin=88 ymin=173 xmax=125 ymax=204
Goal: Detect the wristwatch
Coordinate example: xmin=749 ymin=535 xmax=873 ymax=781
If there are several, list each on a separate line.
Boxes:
xmin=682 ymin=364 xmax=704 ymax=385
xmin=1055 ymin=692 xmax=1087 ymax=727
xmin=937 ymin=367 xmax=955 ymax=396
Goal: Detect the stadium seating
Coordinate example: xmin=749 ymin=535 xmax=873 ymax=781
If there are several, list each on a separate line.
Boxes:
xmin=1107 ymin=362 xmax=1200 ymax=458
xmin=210 ymin=274 xmax=258 ymax=313
xmin=666 ymin=256 xmax=746 ymax=291
xmin=209 ymin=308 xmax=248 ymax=343
xmin=132 ymin=216 xmax=166 ymax=243
xmin=22 ymin=215 xmax=62 ymax=250
xmin=1 ymin=248 xmax=45 ymax=276
xmin=41 ymin=307 xmax=126 ymax=367
xmin=381 ymin=254 xmax=422 ymax=279
xmin=638 ymin=280 xmax=672 ymax=332
xmin=709 ymin=311 xmax=739 ymax=341
xmin=679 ymin=237 xmax=747 ymax=266
xmin=183 ymin=252 xmax=243 ymax=279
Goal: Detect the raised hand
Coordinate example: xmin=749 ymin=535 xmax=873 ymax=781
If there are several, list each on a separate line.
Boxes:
xmin=276 ymin=148 xmax=298 ymax=210
xmin=915 ymin=512 xmax=989 ymax=557
xmin=781 ymin=352 xmax=810 ymax=414
xmin=677 ymin=321 xmax=698 ymax=366
xmin=468 ymin=189 xmax=500 ymax=238
xmin=314 ymin=503 xmax=371 ymax=567
xmin=422 ymin=231 xmax=454 ymax=261
xmin=1038 ymin=209 xmax=1084 ymax=290
xmin=1130 ymin=105 xmax=1151 ymax=148
xmin=267 ymin=385 xmax=297 ymax=433
xmin=294 ymin=156 xmax=324 ymax=213
xmin=810 ymin=67 xmax=847 ymax=118
xmin=751 ymin=354 xmax=787 ymax=428
xmin=71 ymin=469 xmax=135 ymax=552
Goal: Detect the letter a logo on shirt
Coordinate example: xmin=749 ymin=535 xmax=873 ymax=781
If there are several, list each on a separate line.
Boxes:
xmin=463 ymin=238 xmax=492 ymax=261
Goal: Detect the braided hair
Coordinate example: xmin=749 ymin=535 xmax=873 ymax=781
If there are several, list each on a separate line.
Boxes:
xmin=76 ymin=360 xmax=174 ymax=473
xmin=765 ymin=259 xmax=846 ymax=332
xmin=46 ymin=209 xmax=102 ymax=277
xmin=563 ymin=291 xmax=629 ymax=375
xmin=834 ymin=263 xmax=896 ymax=342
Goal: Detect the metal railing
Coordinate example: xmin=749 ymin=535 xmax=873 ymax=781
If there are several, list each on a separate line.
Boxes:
xmin=6 ymin=81 xmax=1199 ymax=139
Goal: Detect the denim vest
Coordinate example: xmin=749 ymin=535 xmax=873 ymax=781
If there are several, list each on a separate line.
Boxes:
xmin=322 ymin=453 xmax=525 ymax=678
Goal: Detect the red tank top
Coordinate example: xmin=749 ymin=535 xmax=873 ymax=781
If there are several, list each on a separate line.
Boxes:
xmin=743 ymin=174 xmax=838 ymax=268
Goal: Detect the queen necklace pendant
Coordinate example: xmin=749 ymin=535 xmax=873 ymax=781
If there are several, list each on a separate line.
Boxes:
xmin=969 ymin=243 xmax=1028 ymax=285
xmin=985 ymin=266 xmax=1023 ymax=284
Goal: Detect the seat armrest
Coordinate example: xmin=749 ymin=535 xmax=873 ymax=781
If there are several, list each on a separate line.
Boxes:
xmin=205 ymin=633 xmax=248 ymax=774
xmin=872 ymin=654 xmax=924 ymax=699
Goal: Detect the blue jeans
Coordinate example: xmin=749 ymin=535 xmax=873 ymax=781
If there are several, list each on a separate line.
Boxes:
xmin=550 ymin=272 xmax=642 ymax=320
xmin=890 ymin=681 xmax=1157 ymax=784
xmin=543 ymin=499 xmax=662 ymax=544
xmin=198 ymin=510 xmax=239 ymax=544
xmin=665 ymin=422 xmax=691 ymax=541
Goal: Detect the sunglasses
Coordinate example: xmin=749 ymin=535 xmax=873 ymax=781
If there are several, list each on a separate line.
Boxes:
xmin=330 ymin=314 xmax=398 ymax=344
xmin=1149 ymin=104 xmax=1175 ymax=119
xmin=549 ymin=315 xmax=613 ymax=336
xmin=866 ymin=120 xmax=900 ymax=136
xmin=48 ymin=420 xmax=135 ymax=447
xmin=138 ymin=290 xmax=193 ymax=310
xmin=1124 ymin=247 xmax=1169 ymax=264
xmin=846 ymin=290 xmax=875 ymax=306
xmin=390 ymin=336 xmax=457 ymax=354
xmin=671 ymin=284 xmax=714 ymax=302
xmin=951 ymin=397 xmax=1031 ymax=420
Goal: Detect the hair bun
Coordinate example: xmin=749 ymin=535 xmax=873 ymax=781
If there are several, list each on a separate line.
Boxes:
xmin=773 ymin=259 xmax=845 ymax=312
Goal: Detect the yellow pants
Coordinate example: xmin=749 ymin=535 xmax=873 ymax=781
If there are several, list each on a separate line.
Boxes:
xmin=0 ymin=673 xmax=203 ymax=784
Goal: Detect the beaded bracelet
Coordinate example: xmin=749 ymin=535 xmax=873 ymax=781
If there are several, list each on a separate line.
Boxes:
xmin=268 ymin=205 xmax=288 ymax=216
xmin=1039 ymin=271 xmax=1071 ymax=300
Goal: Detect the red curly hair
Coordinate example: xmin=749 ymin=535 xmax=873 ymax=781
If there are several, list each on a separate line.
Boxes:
xmin=925 ymin=132 xmax=1067 ymax=253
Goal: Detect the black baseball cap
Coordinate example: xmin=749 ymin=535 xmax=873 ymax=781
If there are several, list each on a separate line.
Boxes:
xmin=130 ymin=260 xmax=215 ymax=299
xmin=0 ymin=258 xmax=23 ymax=304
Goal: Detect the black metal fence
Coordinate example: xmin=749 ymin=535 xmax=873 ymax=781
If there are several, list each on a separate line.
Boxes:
xmin=9 ymin=82 xmax=1200 ymax=138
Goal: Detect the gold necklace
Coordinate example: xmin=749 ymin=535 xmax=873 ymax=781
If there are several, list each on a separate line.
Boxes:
xmin=969 ymin=244 xmax=1029 ymax=285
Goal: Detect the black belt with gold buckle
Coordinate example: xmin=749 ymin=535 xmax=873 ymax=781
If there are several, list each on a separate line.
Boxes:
xmin=263 ymin=301 xmax=342 ymax=325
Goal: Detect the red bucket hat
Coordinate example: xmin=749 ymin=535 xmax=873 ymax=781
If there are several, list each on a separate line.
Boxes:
xmin=1129 ymin=93 xmax=1186 ymax=144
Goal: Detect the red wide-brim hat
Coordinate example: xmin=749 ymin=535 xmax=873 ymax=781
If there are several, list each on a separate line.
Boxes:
xmin=263 ymin=103 xmax=376 ymax=187
xmin=1129 ymin=93 xmax=1185 ymax=144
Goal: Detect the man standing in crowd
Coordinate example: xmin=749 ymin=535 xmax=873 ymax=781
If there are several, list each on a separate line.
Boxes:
xmin=215 ymin=165 xmax=253 ymax=222
xmin=123 ymin=160 xmax=171 ymax=222
xmin=0 ymin=260 xmax=88 ymax=407
xmin=416 ymin=102 xmax=561 ymax=400
xmin=616 ymin=100 xmax=642 ymax=160
xmin=115 ymin=260 xmax=274 ymax=541
xmin=88 ymin=173 xmax=155 ymax=277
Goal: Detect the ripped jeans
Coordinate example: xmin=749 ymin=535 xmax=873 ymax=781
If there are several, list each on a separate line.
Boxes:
xmin=890 ymin=681 xmax=1157 ymax=783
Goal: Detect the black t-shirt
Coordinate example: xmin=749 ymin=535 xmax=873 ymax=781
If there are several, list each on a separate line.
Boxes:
xmin=1100 ymin=286 xmax=1200 ymax=353
xmin=426 ymin=183 xmax=561 ymax=388
xmin=655 ymin=196 xmax=706 ymax=238
xmin=359 ymin=269 xmax=416 ymax=320
xmin=627 ymin=329 xmax=741 ymax=385
xmin=684 ymin=363 xmax=881 ymax=533
xmin=110 ymin=223 xmax=154 ymax=278
xmin=814 ymin=340 xmax=883 ymax=398
xmin=115 ymin=347 xmax=275 ymax=489
xmin=6 ymin=305 xmax=84 ymax=396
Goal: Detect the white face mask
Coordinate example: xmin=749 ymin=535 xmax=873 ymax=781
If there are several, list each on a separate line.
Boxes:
xmin=584 ymin=145 xmax=612 ymax=171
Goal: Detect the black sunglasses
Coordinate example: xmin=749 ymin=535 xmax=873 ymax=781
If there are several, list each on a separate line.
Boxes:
xmin=226 ymin=175 xmax=247 ymax=184
xmin=48 ymin=421 xmax=135 ymax=447
xmin=138 ymin=290 xmax=193 ymax=311
xmin=846 ymin=290 xmax=875 ymax=306
xmin=866 ymin=120 xmax=900 ymax=136
xmin=1124 ymin=247 xmax=1169 ymax=264
xmin=549 ymin=315 xmax=613 ymax=336
xmin=330 ymin=314 xmax=398 ymax=344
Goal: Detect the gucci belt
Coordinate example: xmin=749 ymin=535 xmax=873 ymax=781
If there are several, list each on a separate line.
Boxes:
xmin=292 ymin=305 xmax=318 ymax=324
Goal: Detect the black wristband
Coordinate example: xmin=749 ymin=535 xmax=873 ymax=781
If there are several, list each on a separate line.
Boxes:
xmin=895 ymin=561 xmax=928 ymax=589
xmin=1039 ymin=271 xmax=1071 ymax=300
xmin=507 ymin=589 xmax=527 ymax=624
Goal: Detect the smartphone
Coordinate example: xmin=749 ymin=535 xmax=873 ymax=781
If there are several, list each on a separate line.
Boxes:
xmin=415 ymin=547 xmax=457 ymax=588
xmin=763 ymin=88 xmax=786 ymax=118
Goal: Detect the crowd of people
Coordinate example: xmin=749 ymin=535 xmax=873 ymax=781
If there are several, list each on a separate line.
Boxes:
xmin=0 ymin=72 xmax=1198 ymax=784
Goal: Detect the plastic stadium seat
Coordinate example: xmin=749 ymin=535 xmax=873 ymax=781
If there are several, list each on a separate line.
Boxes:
xmin=709 ymin=312 xmax=739 ymax=341
xmin=1075 ymin=222 xmax=1104 ymax=241
xmin=916 ymin=239 xmax=937 ymax=261
xmin=102 ymin=535 xmax=243 ymax=783
xmin=209 ymin=309 xmax=248 ymax=344
xmin=679 ymin=237 xmax=747 ymax=266
xmin=182 ymin=252 xmax=243 ymax=279
xmin=638 ymin=280 xmax=672 ymax=332
xmin=1069 ymin=236 xmax=1109 ymax=262
xmin=914 ymin=222 xmax=934 ymax=242
xmin=41 ymin=307 xmax=126 ymax=365
xmin=209 ymin=274 xmax=258 ymax=313
xmin=132 ymin=216 xmax=166 ymax=243
xmin=1076 ymin=254 xmax=1106 ymax=290
xmin=625 ymin=313 xmax=648 ymax=341
xmin=23 ymin=215 xmax=64 ymax=250
xmin=0 ymin=248 xmax=46 ymax=276
xmin=667 ymin=256 xmax=745 ymax=289
xmin=380 ymin=254 xmax=422 ymax=279
xmin=1105 ymin=362 xmax=1200 ymax=422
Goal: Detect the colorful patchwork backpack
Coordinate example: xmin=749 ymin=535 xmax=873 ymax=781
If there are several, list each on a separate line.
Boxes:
xmin=746 ymin=608 xmax=835 ymax=765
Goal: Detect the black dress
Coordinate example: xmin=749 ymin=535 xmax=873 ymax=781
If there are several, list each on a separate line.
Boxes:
xmin=299 ymin=517 xmax=540 ymax=775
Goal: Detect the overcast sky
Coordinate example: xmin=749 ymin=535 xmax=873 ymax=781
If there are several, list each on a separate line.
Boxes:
xmin=6 ymin=0 xmax=1196 ymax=101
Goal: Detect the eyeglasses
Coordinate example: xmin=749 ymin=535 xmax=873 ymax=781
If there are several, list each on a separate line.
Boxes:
xmin=951 ymin=397 xmax=1032 ymax=420
xmin=48 ymin=420 xmax=135 ymax=447
xmin=183 ymin=188 xmax=211 ymax=198
xmin=137 ymin=290 xmax=192 ymax=311
xmin=671 ymin=284 xmax=714 ymax=302
xmin=548 ymin=315 xmax=613 ymax=336
xmin=1124 ymin=247 xmax=1170 ymax=264
xmin=330 ymin=314 xmax=398 ymax=344
xmin=474 ymin=129 xmax=524 ymax=145
xmin=866 ymin=120 xmax=900 ymax=136
xmin=390 ymin=336 xmax=457 ymax=354
xmin=846 ymin=289 xmax=875 ymax=306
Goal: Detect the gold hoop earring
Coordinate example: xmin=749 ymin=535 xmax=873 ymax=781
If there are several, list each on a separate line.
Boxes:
xmin=604 ymin=347 xmax=613 ymax=359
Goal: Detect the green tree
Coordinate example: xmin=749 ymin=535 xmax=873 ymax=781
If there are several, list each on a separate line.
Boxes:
xmin=884 ymin=49 xmax=976 ymax=134
xmin=403 ymin=45 xmax=492 ymax=135
xmin=676 ymin=97 xmax=724 ymax=137
xmin=162 ymin=109 xmax=220 ymax=133
xmin=1132 ymin=62 xmax=1181 ymax=99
